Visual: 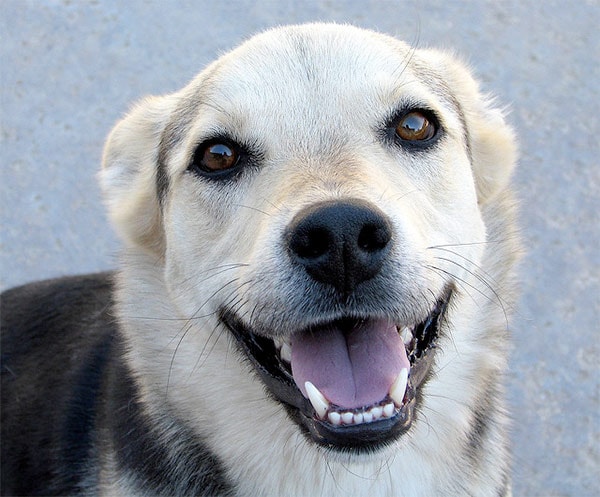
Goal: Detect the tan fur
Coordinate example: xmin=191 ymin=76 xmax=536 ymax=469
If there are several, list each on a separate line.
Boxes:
xmin=100 ymin=23 xmax=519 ymax=496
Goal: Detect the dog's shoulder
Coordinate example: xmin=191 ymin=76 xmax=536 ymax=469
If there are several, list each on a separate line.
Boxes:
xmin=1 ymin=273 xmax=234 ymax=496
xmin=1 ymin=271 xmax=117 ymax=377
xmin=1 ymin=272 xmax=118 ymax=495
xmin=2 ymin=271 xmax=114 ymax=330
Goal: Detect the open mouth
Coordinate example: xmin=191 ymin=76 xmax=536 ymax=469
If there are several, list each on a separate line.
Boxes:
xmin=221 ymin=285 xmax=453 ymax=451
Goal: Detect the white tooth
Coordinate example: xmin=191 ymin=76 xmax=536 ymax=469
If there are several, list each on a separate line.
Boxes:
xmin=353 ymin=412 xmax=364 ymax=425
xmin=383 ymin=402 xmax=395 ymax=418
xmin=371 ymin=406 xmax=383 ymax=420
xmin=390 ymin=368 xmax=409 ymax=407
xmin=279 ymin=342 xmax=292 ymax=363
xmin=363 ymin=411 xmax=373 ymax=423
xmin=342 ymin=412 xmax=354 ymax=425
xmin=328 ymin=412 xmax=342 ymax=425
xmin=400 ymin=327 xmax=413 ymax=345
xmin=273 ymin=337 xmax=284 ymax=350
xmin=304 ymin=381 xmax=329 ymax=420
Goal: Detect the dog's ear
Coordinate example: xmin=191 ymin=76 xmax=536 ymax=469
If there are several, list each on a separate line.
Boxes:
xmin=100 ymin=95 xmax=175 ymax=256
xmin=462 ymin=87 xmax=518 ymax=205
xmin=425 ymin=51 xmax=518 ymax=204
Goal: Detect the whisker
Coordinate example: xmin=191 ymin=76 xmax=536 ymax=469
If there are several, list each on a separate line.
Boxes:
xmin=426 ymin=240 xmax=505 ymax=250
xmin=190 ymin=322 xmax=226 ymax=376
xmin=426 ymin=264 xmax=509 ymax=330
xmin=233 ymin=204 xmax=272 ymax=217
xmin=166 ymin=320 xmax=194 ymax=396
xmin=166 ymin=277 xmax=242 ymax=393
xmin=166 ymin=278 xmax=241 ymax=347
xmin=425 ymin=264 xmax=479 ymax=308
xmin=428 ymin=246 xmax=500 ymax=286
xmin=432 ymin=255 xmax=505 ymax=307
xmin=428 ymin=249 xmax=510 ymax=327
xmin=187 ymin=277 xmax=260 ymax=375
xmin=175 ymin=262 xmax=249 ymax=294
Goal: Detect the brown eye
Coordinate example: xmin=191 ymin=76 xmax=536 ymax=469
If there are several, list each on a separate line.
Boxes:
xmin=201 ymin=143 xmax=238 ymax=171
xmin=395 ymin=111 xmax=437 ymax=141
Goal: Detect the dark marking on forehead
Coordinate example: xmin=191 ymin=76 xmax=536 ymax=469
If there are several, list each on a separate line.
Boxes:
xmin=155 ymin=64 xmax=233 ymax=204
xmin=156 ymin=129 xmax=174 ymax=205
xmin=284 ymin=32 xmax=324 ymax=84
xmin=155 ymin=96 xmax=204 ymax=204
xmin=433 ymin=81 xmax=471 ymax=160
xmin=412 ymin=64 xmax=473 ymax=163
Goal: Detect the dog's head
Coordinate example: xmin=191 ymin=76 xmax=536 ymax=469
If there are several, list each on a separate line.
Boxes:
xmin=101 ymin=24 xmax=517 ymax=454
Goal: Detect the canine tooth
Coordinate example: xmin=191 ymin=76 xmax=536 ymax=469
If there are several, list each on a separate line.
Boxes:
xmin=390 ymin=368 xmax=409 ymax=406
xmin=400 ymin=327 xmax=413 ymax=345
xmin=341 ymin=412 xmax=354 ymax=425
xmin=383 ymin=403 xmax=395 ymax=418
xmin=371 ymin=406 xmax=383 ymax=420
xmin=353 ymin=412 xmax=364 ymax=424
xmin=279 ymin=342 xmax=292 ymax=363
xmin=363 ymin=411 xmax=373 ymax=423
xmin=273 ymin=337 xmax=284 ymax=350
xmin=304 ymin=381 xmax=329 ymax=420
xmin=328 ymin=412 xmax=342 ymax=425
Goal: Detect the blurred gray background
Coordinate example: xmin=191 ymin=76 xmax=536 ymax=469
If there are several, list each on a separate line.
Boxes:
xmin=1 ymin=1 xmax=598 ymax=495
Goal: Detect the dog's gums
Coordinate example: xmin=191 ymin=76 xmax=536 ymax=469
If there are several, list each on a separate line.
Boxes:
xmin=221 ymin=286 xmax=452 ymax=451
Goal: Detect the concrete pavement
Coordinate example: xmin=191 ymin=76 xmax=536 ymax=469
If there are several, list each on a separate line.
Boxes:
xmin=2 ymin=1 xmax=598 ymax=495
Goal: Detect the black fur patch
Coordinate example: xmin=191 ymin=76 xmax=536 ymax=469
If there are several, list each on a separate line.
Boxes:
xmin=1 ymin=273 xmax=116 ymax=495
xmin=101 ymin=361 xmax=234 ymax=496
xmin=1 ymin=273 xmax=233 ymax=496
xmin=156 ymin=99 xmax=204 ymax=204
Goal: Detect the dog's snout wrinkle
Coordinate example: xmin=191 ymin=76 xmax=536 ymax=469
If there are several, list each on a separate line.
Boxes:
xmin=286 ymin=200 xmax=392 ymax=295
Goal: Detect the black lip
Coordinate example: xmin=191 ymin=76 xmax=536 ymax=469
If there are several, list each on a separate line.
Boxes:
xmin=220 ymin=286 xmax=453 ymax=452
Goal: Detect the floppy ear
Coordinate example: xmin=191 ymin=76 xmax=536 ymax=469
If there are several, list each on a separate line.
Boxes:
xmin=464 ymin=91 xmax=518 ymax=204
xmin=427 ymin=52 xmax=518 ymax=204
xmin=99 ymin=95 xmax=175 ymax=256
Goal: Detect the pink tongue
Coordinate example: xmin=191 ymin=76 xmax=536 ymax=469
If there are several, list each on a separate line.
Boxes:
xmin=291 ymin=319 xmax=409 ymax=409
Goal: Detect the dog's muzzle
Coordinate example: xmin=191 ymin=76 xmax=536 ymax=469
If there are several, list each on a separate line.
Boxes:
xmin=221 ymin=200 xmax=453 ymax=452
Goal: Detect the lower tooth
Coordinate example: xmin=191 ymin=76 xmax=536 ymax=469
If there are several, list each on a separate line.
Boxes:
xmin=341 ymin=412 xmax=354 ymax=424
xmin=328 ymin=412 xmax=341 ymax=425
xmin=353 ymin=413 xmax=364 ymax=424
xmin=383 ymin=403 xmax=395 ymax=418
xmin=363 ymin=411 xmax=373 ymax=423
xmin=371 ymin=406 xmax=383 ymax=420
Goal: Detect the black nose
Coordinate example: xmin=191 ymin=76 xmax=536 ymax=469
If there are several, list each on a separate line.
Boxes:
xmin=286 ymin=200 xmax=392 ymax=295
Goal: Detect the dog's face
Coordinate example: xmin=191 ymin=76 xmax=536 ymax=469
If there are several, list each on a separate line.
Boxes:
xmin=101 ymin=24 xmax=516 ymax=455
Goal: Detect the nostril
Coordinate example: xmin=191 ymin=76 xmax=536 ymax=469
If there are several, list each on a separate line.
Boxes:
xmin=290 ymin=227 xmax=331 ymax=260
xmin=357 ymin=223 xmax=392 ymax=253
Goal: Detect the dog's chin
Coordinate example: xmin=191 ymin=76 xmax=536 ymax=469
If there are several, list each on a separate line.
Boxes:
xmin=220 ymin=285 xmax=453 ymax=454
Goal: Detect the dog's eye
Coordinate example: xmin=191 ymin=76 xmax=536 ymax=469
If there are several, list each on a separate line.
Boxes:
xmin=198 ymin=143 xmax=239 ymax=172
xmin=395 ymin=111 xmax=437 ymax=142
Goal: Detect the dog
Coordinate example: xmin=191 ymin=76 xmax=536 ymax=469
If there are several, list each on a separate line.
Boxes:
xmin=1 ymin=23 xmax=520 ymax=496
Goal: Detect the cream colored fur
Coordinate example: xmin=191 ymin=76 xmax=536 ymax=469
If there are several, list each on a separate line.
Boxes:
xmin=100 ymin=23 xmax=518 ymax=496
